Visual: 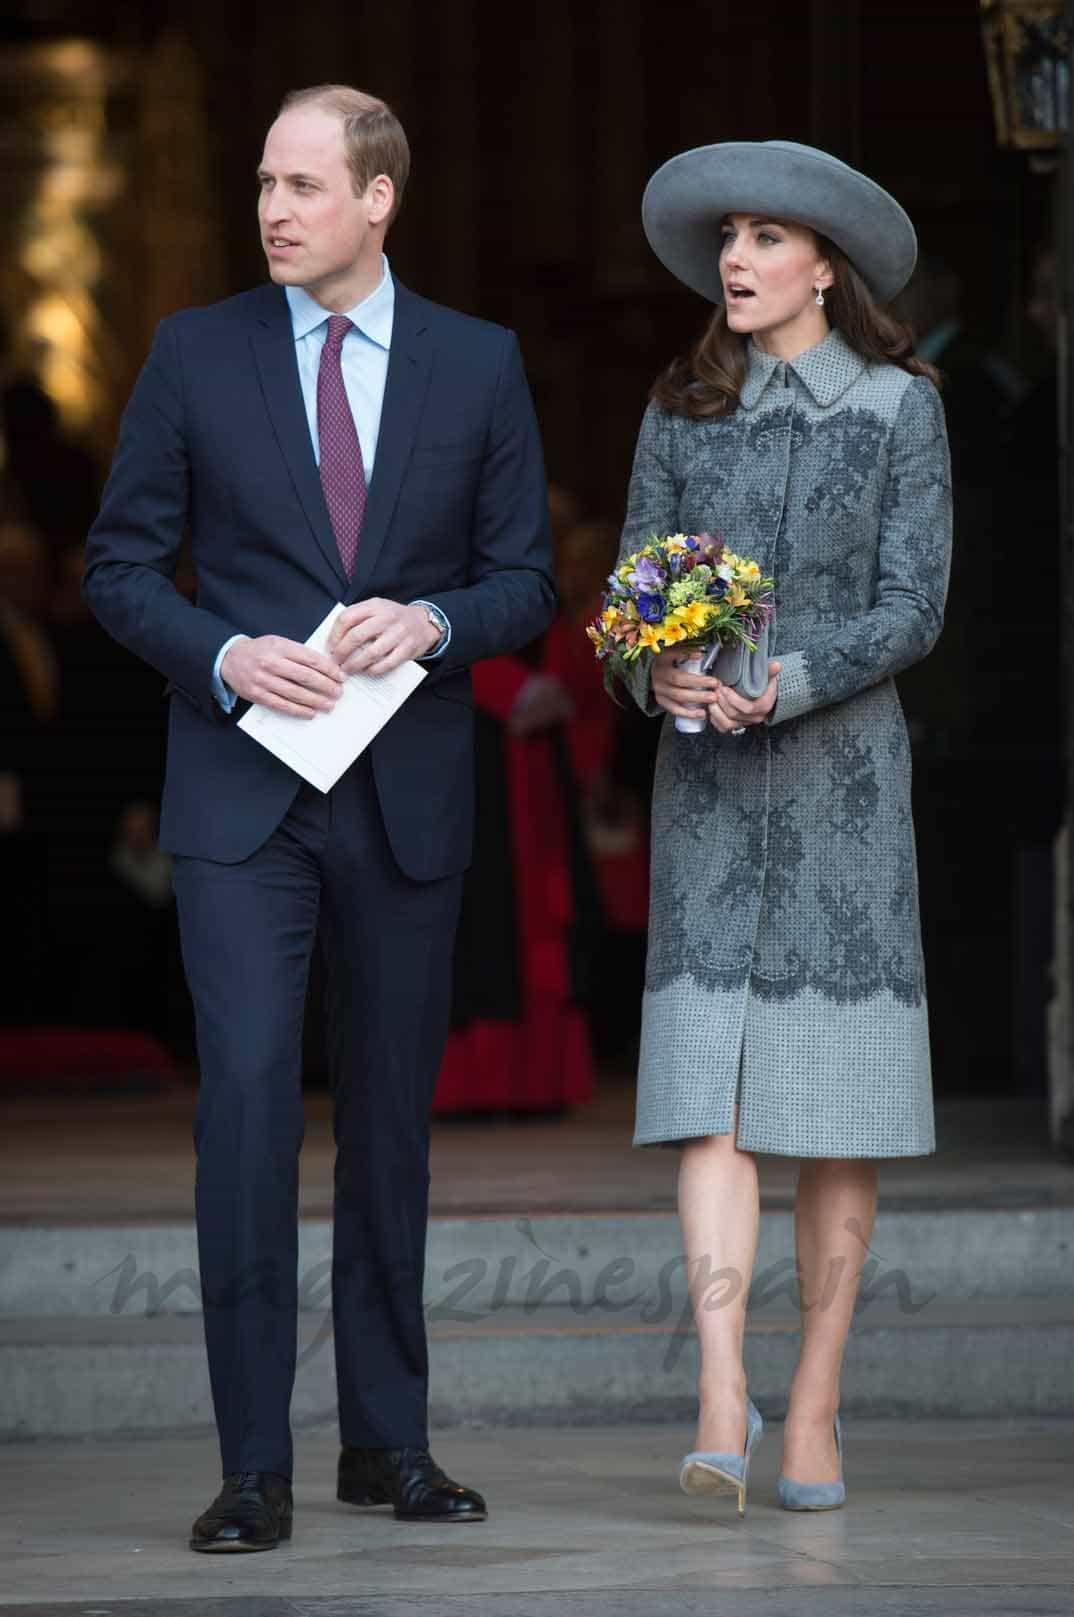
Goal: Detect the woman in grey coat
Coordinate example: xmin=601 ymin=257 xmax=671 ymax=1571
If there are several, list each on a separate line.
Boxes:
xmin=620 ymin=142 xmax=951 ymax=1514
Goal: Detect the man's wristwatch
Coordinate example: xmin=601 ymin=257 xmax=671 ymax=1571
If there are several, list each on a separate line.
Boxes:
xmin=412 ymin=599 xmax=450 ymax=659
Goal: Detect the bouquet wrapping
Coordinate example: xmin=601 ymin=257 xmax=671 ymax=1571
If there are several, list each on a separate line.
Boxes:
xmin=587 ymin=533 xmax=774 ymax=734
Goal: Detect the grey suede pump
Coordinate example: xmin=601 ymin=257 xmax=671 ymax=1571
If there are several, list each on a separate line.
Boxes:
xmin=679 ymin=1396 xmax=764 ymax=1518
xmin=777 ymin=1413 xmax=846 ymax=1511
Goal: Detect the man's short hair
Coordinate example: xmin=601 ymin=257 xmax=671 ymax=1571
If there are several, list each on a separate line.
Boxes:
xmin=279 ymin=85 xmax=410 ymax=224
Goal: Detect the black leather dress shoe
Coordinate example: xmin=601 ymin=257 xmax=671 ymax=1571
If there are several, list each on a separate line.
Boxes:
xmin=189 ymin=1471 xmax=293 ymax=1552
xmin=337 ymin=1446 xmax=487 ymax=1522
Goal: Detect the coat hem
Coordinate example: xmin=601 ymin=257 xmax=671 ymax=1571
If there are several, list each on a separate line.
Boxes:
xmin=632 ymin=1127 xmax=937 ymax=1159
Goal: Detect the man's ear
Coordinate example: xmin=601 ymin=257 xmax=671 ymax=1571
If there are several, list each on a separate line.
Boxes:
xmin=366 ymin=174 xmax=395 ymax=227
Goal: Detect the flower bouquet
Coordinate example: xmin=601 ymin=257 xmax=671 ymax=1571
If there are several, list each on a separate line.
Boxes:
xmin=587 ymin=533 xmax=775 ymax=734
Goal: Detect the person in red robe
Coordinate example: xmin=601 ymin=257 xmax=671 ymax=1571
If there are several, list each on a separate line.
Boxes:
xmin=433 ymin=518 xmax=653 ymax=1115
xmin=432 ymin=646 xmax=595 ymax=1115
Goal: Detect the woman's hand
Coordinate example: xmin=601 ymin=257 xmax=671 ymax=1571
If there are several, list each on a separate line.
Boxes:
xmin=708 ymin=660 xmax=781 ymax=733
xmin=650 ymin=647 xmax=722 ymax=720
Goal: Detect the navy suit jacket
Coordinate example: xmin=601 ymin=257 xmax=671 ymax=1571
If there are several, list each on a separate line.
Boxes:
xmin=82 ymin=281 xmax=556 ymax=880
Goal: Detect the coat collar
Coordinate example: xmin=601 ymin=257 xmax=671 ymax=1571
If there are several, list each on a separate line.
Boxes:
xmin=739 ymin=327 xmax=867 ymax=410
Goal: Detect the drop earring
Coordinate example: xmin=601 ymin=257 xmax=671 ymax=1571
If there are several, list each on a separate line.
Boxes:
xmin=815 ymin=286 xmax=825 ymax=307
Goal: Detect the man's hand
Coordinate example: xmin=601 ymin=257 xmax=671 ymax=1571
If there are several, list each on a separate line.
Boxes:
xmin=507 ymin=673 xmax=574 ymax=736
xmin=708 ymin=660 xmax=781 ymax=733
xmin=327 ymin=599 xmax=441 ymax=676
xmin=220 ymin=635 xmax=345 ymax=718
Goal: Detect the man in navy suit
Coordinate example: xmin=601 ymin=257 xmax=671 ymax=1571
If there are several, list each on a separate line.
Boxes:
xmin=83 ymin=84 xmax=555 ymax=1551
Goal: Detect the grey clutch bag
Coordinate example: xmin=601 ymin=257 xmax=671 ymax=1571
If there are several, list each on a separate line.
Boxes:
xmin=699 ymin=620 xmax=771 ymax=699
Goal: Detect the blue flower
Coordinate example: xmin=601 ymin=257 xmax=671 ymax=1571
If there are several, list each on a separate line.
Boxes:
xmin=636 ymin=592 xmax=667 ymax=623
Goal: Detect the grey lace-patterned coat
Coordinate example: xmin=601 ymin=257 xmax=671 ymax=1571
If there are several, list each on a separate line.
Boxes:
xmin=622 ymin=328 xmax=952 ymax=1157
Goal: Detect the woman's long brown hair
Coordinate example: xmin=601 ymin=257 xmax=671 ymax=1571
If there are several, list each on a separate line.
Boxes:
xmin=651 ymin=234 xmax=940 ymax=419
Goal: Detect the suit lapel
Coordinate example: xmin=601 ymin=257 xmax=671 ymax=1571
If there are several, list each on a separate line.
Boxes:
xmin=248 ymin=285 xmax=350 ymax=593
xmin=346 ymin=283 xmax=432 ymax=602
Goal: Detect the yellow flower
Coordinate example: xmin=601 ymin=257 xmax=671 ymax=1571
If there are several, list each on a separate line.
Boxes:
xmin=639 ymin=623 xmax=663 ymax=651
xmin=676 ymin=601 xmax=710 ymax=631
xmin=666 ymin=537 xmax=688 ymax=555
xmin=601 ymin=606 xmax=618 ymax=629
xmin=725 ymin=582 xmax=749 ymax=609
xmin=663 ymin=619 xmax=688 ymax=644
xmin=736 ymin=560 xmax=761 ymax=580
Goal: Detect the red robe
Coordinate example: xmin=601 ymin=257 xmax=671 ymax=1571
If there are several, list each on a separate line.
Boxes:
xmin=543 ymin=611 xmax=650 ymax=936
xmin=433 ymin=644 xmax=595 ymax=1114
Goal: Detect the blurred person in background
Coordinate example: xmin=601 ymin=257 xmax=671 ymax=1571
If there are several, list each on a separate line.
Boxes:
xmin=892 ymin=252 xmax=1021 ymax=753
xmin=435 ymin=503 xmax=598 ymax=1116
xmin=0 ymin=518 xmax=56 ymax=1023
xmin=43 ymin=544 xmax=177 ymax=1042
xmin=995 ymin=244 xmax=1064 ymax=1094
xmin=0 ymin=378 xmax=100 ymax=559
xmin=551 ymin=518 xmax=652 ymax=1067
xmin=890 ymin=254 xmax=1030 ymax=1094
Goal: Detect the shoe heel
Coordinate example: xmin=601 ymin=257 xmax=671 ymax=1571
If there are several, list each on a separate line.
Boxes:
xmin=680 ymin=1395 xmax=763 ymax=1519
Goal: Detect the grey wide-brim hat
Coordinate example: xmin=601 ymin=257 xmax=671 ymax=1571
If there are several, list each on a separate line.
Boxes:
xmin=642 ymin=140 xmax=917 ymax=306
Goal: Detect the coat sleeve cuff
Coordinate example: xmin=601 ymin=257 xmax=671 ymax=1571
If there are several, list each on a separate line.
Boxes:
xmin=765 ymin=650 xmax=810 ymax=727
xmin=621 ymin=658 xmax=665 ymax=720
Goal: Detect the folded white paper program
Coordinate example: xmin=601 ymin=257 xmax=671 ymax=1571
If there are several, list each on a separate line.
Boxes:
xmin=237 ymin=603 xmax=426 ymax=793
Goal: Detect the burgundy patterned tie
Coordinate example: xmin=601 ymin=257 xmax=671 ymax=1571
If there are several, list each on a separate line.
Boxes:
xmin=317 ymin=314 xmax=367 ymax=578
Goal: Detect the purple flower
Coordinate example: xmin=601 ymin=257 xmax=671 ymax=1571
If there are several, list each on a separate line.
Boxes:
xmin=636 ymin=592 xmax=667 ymax=623
xmin=628 ymin=555 xmax=667 ymax=591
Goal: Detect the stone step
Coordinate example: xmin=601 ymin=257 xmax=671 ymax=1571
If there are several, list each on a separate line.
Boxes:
xmin=2 ymin=1206 xmax=1072 ymax=1318
xmin=2 ymin=1298 xmax=1072 ymax=1440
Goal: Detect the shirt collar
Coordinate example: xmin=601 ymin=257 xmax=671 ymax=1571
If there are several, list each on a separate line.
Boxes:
xmin=739 ymin=326 xmax=867 ymax=410
xmin=285 ymin=255 xmax=394 ymax=349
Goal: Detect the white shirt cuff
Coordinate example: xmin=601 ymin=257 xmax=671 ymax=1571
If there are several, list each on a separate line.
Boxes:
xmin=211 ymin=634 xmax=248 ymax=711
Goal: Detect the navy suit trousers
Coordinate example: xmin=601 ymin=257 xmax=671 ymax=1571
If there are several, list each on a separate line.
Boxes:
xmin=171 ymin=755 xmax=463 ymax=1480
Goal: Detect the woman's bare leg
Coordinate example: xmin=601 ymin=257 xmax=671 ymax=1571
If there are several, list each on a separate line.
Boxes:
xmin=782 ymin=1158 xmax=879 ymax=1480
xmin=677 ymin=1107 xmax=760 ymax=1453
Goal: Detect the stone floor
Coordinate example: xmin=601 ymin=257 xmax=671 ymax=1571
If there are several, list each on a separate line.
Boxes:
xmin=2 ymin=1084 xmax=1072 ymax=1223
xmin=2 ymin=1419 xmax=1073 ymax=1615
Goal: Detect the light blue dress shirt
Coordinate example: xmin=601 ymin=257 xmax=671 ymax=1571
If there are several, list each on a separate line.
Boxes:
xmin=210 ymin=255 xmax=449 ymax=711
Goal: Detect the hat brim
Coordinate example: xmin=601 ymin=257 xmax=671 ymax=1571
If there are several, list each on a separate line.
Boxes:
xmin=642 ymin=142 xmax=917 ymax=306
